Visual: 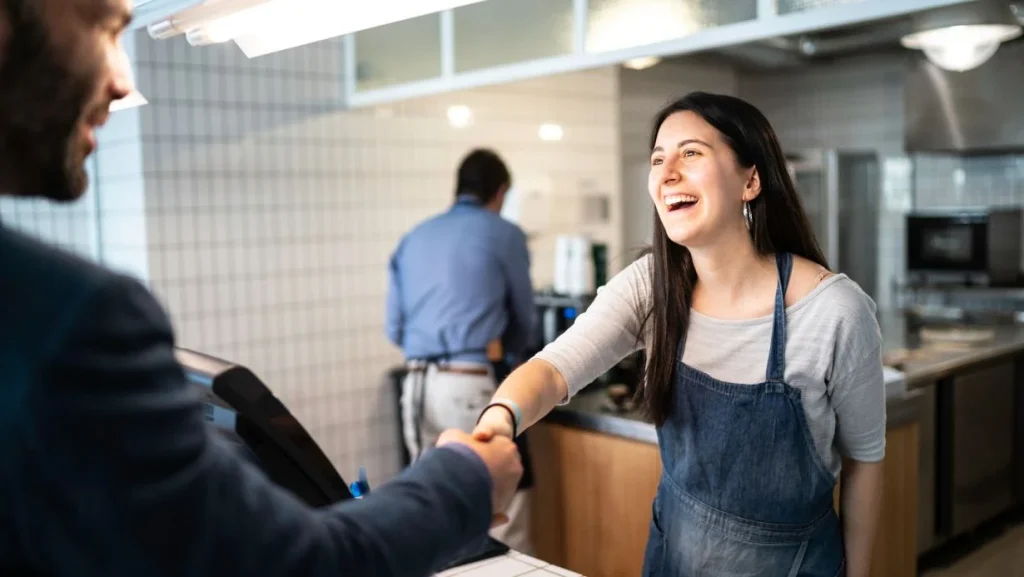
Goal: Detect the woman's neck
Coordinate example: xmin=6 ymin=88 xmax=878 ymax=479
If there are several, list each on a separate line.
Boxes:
xmin=689 ymin=236 xmax=776 ymax=314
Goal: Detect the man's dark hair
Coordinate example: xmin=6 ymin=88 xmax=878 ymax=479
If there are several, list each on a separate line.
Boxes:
xmin=455 ymin=148 xmax=511 ymax=205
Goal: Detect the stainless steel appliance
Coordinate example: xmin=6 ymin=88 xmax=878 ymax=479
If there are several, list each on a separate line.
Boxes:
xmin=905 ymin=208 xmax=1024 ymax=286
xmin=787 ymin=149 xmax=882 ymax=301
xmin=529 ymin=291 xmax=594 ymax=356
xmin=935 ymin=361 xmax=1018 ymax=538
xmin=905 ymin=38 xmax=1024 ymax=154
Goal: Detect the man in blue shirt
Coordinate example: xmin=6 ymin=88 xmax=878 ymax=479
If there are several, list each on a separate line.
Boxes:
xmin=0 ymin=1 xmax=523 ymax=575
xmin=386 ymin=149 xmax=536 ymax=553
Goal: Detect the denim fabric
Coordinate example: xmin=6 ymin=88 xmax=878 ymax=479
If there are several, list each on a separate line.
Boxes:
xmin=643 ymin=252 xmax=844 ymax=577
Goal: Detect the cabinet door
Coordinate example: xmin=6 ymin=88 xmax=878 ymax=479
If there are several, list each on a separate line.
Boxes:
xmin=952 ymin=361 xmax=1016 ymax=535
xmin=530 ymin=423 xmax=661 ymax=577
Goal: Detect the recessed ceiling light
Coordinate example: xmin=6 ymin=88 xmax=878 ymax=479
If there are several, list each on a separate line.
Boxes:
xmin=447 ymin=105 xmax=473 ymax=128
xmin=539 ymin=124 xmax=564 ymax=142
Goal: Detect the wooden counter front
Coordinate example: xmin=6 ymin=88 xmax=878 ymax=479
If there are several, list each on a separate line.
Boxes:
xmin=529 ymin=423 xmax=661 ymax=577
xmin=530 ymin=421 xmax=919 ymax=577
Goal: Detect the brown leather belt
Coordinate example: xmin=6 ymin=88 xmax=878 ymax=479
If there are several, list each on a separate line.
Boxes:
xmin=406 ymin=365 xmax=490 ymax=376
xmin=405 ymin=340 xmax=502 ymax=378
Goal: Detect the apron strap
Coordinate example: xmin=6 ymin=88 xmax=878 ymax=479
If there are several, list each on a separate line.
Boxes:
xmin=765 ymin=252 xmax=793 ymax=382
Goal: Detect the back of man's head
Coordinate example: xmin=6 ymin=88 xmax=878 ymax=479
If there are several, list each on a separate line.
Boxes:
xmin=455 ymin=149 xmax=511 ymax=206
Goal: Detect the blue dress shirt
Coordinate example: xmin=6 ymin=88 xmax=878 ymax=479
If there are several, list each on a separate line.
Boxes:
xmin=386 ymin=196 xmax=535 ymax=364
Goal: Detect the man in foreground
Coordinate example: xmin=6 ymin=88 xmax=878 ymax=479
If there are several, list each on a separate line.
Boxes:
xmin=0 ymin=1 xmax=522 ymax=575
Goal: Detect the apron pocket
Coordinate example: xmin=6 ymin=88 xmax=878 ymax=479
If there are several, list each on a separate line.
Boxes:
xmin=642 ymin=502 xmax=667 ymax=577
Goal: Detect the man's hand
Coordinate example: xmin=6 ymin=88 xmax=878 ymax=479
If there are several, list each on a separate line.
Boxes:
xmin=436 ymin=429 xmax=522 ymax=528
xmin=471 ymin=406 xmax=515 ymax=442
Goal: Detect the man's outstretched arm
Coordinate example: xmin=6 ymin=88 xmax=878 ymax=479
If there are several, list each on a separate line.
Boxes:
xmin=17 ymin=272 xmax=494 ymax=577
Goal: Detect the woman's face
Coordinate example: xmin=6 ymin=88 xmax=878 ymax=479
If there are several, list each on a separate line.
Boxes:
xmin=648 ymin=111 xmax=759 ymax=248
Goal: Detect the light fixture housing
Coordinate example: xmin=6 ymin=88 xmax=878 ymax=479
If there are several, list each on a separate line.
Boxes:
xmin=900 ymin=0 xmax=1022 ymax=72
xmin=148 ymin=0 xmax=488 ymax=58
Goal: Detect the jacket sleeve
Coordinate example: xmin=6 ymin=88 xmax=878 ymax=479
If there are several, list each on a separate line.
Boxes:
xmin=20 ymin=272 xmax=493 ymax=577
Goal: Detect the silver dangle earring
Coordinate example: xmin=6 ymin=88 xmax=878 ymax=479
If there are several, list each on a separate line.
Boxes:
xmin=743 ymin=201 xmax=753 ymax=230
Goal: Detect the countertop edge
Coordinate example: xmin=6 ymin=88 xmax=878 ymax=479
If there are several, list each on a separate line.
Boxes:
xmin=542 ymin=389 xmax=926 ymax=446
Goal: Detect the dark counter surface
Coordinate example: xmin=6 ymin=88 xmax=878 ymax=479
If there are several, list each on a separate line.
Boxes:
xmin=544 ymin=385 xmax=927 ymax=446
xmin=879 ymin=313 xmax=1024 ymax=387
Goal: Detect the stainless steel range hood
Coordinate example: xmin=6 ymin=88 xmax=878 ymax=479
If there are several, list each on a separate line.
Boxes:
xmin=905 ymin=38 xmax=1024 ymax=154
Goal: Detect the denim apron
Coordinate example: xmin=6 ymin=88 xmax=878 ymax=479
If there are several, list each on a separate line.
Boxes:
xmin=642 ymin=252 xmax=844 ymax=577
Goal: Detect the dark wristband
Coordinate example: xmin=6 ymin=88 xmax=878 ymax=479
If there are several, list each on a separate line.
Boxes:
xmin=477 ymin=403 xmax=518 ymax=439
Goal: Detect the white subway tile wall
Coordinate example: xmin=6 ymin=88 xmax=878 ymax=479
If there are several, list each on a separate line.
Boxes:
xmin=130 ymin=33 xmax=620 ymax=482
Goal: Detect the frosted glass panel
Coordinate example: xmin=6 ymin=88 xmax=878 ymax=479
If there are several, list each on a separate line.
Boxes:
xmin=454 ymin=0 xmax=575 ymax=72
xmin=779 ymin=0 xmax=868 ymax=13
xmin=354 ymin=13 xmax=442 ymax=92
xmin=586 ymin=0 xmax=756 ymax=53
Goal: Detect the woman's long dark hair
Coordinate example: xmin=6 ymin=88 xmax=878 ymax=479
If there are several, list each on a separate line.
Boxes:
xmin=636 ymin=92 xmax=828 ymax=426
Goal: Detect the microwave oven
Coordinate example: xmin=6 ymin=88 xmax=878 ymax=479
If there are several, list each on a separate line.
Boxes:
xmin=906 ymin=208 xmax=1024 ymax=286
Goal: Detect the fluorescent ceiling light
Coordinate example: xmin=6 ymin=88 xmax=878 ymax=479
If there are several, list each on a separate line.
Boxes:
xmin=150 ymin=0 xmax=488 ymax=58
xmin=900 ymin=1 xmax=1022 ymax=72
xmin=447 ymin=105 xmax=473 ymax=128
xmin=538 ymin=124 xmax=564 ymax=142
xmin=623 ymin=56 xmax=662 ymax=70
xmin=110 ymin=90 xmax=150 ymax=112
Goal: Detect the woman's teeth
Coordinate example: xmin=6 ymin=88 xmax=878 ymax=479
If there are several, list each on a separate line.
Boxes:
xmin=665 ymin=195 xmax=698 ymax=210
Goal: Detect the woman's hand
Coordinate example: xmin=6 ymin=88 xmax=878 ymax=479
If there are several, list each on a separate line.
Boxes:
xmin=473 ymin=405 xmax=515 ymax=441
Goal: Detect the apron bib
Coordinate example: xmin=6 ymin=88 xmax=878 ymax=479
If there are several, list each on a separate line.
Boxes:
xmin=643 ymin=252 xmax=844 ymax=577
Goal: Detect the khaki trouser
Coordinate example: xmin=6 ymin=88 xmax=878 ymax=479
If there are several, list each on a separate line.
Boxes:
xmin=400 ymin=363 xmax=533 ymax=555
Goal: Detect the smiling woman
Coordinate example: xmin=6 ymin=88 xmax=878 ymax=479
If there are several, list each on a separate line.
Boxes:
xmin=476 ymin=92 xmax=887 ymax=577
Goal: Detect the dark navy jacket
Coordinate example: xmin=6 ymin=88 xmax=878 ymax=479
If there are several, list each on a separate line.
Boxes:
xmin=0 ymin=223 xmax=493 ymax=576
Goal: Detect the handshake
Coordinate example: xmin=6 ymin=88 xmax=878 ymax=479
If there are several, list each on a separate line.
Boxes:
xmin=436 ymin=407 xmax=521 ymax=528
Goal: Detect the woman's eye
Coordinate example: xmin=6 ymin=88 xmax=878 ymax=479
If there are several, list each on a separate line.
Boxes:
xmin=683 ymin=149 xmax=699 ymax=158
xmin=651 ymin=158 xmax=663 ymax=166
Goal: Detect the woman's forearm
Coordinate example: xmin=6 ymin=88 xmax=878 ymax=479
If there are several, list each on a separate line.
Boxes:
xmin=839 ymin=458 xmax=884 ymax=577
xmin=491 ymin=358 xmax=568 ymax=432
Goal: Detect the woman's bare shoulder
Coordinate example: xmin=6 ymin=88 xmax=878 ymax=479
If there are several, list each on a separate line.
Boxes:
xmin=785 ymin=254 xmax=835 ymax=306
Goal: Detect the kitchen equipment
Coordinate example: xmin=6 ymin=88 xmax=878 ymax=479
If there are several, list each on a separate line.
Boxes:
xmin=554 ymin=235 xmax=595 ymax=297
xmin=906 ymin=38 xmax=1024 ymax=154
xmin=935 ymin=361 xmax=1017 ymax=540
xmin=787 ymin=149 xmax=881 ymax=302
xmin=919 ymin=326 xmax=996 ymax=346
xmin=906 ymin=208 xmax=1024 ymax=287
xmin=177 ymin=348 xmax=354 ymax=507
xmin=530 ymin=291 xmax=593 ymax=355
